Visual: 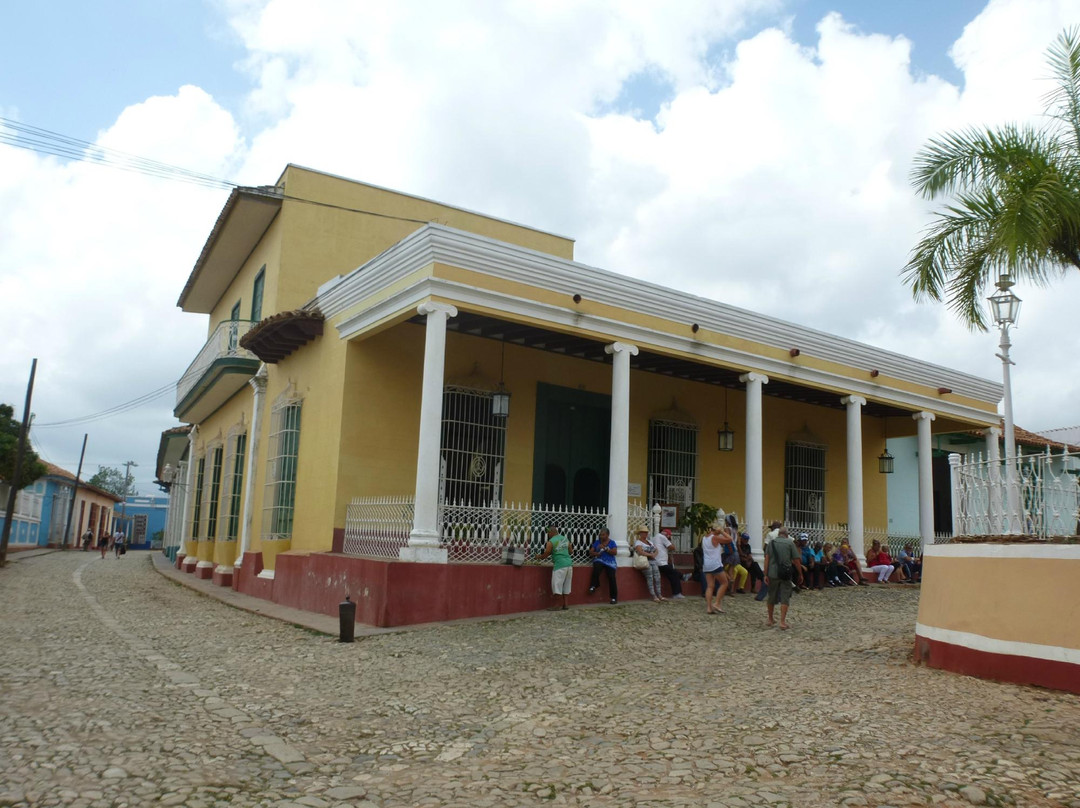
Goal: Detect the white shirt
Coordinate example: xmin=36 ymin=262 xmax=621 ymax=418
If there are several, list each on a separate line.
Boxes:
xmin=653 ymin=533 xmax=673 ymax=566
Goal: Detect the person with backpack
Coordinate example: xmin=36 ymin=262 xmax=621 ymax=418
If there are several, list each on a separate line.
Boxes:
xmin=764 ymin=527 xmax=802 ymax=630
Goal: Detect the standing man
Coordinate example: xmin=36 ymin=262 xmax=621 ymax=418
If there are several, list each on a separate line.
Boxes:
xmin=764 ymin=527 xmax=802 ymax=630
xmin=756 ymin=520 xmax=783 ymax=602
xmin=81 ymin=528 xmax=93 ymax=551
xmin=653 ymin=528 xmax=684 ymax=599
xmin=588 ymin=528 xmax=619 ymax=604
xmin=535 ymin=526 xmax=573 ymax=611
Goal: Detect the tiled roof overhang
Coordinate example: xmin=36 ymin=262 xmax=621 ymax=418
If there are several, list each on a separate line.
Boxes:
xmin=239 ymin=310 xmax=324 ymax=363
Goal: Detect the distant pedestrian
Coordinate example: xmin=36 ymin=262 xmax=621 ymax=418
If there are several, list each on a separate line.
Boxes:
xmin=81 ymin=529 xmax=93 ymax=551
xmin=587 ymin=528 xmax=619 ymax=604
xmin=98 ymin=532 xmax=109 ymax=559
xmin=764 ymin=527 xmax=801 ymax=629
xmin=535 ymin=526 xmax=573 ymax=611
xmin=113 ymin=532 xmax=126 ymax=558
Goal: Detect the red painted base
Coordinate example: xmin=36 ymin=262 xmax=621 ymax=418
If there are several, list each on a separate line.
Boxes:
xmin=193 ymin=564 xmax=213 ymax=580
xmin=175 ymin=552 xmax=186 ymax=570
xmin=181 ymin=557 xmax=198 ymax=573
xmin=233 ymin=551 xmax=274 ymax=600
xmin=212 ymin=567 xmax=233 ymax=587
xmin=915 ymin=634 xmax=1080 ymax=694
xmin=224 ymin=551 xmax=684 ymax=627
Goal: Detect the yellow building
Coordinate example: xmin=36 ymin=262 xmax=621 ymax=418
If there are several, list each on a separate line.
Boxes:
xmin=162 ymin=165 xmax=1002 ymax=624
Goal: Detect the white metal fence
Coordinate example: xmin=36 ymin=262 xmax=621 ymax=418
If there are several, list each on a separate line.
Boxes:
xmin=776 ymin=519 xmax=949 ymax=556
xmin=343 ymin=496 xmax=414 ymax=558
xmin=951 ymin=449 xmax=1080 ymax=538
xmin=344 ymin=496 xmax=654 ymax=564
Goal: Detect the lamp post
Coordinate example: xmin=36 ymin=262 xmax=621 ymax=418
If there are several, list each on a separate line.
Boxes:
xmin=988 ymin=275 xmax=1022 ymax=533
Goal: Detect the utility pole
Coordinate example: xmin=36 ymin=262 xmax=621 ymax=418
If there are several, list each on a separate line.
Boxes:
xmin=1 ymin=359 xmax=38 ymax=567
xmin=120 ymin=460 xmax=137 ymax=539
xmin=61 ymin=434 xmax=88 ymax=548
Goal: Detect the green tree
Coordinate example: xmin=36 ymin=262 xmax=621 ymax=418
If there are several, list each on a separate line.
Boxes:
xmin=903 ymin=28 xmax=1080 ymax=329
xmin=88 ymin=466 xmax=135 ymax=498
xmin=681 ymin=502 xmax=719 ymax=545
xmin=0 ymin=404 xmax=45 ymax=489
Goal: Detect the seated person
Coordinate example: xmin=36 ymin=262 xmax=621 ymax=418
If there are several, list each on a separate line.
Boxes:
xmin=898 ymin=544 xmax=922 ymax=583
xmin=738 ymin=536 xmax=763 ymax=594
xmin=723 ymin=538 xmax=748 ymax=594
xmin=799 ymin=535 xmax=824 ymax=590
xmin=865 ymin=539 xmax=898 ymax=583
xmin=840 ymin=543 xmax=867 ymax=585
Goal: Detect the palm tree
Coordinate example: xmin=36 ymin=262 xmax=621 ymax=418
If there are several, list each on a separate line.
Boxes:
xmin=903 ymin=28 xmax=1080 ymax=329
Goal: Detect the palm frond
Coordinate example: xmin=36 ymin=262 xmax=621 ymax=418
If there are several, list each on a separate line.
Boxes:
xmin=1043 ymin=26 xmax=1080 ymax=153
xmin=911 ymin=125 xmax=1055 ymax=199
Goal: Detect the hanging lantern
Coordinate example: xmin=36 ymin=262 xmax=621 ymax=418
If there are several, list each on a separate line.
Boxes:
xmin=878 ymin=448 xmax=895 ymax=474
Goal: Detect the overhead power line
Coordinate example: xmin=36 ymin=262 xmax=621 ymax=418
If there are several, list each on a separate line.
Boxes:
xmin=34 ymin=383 xmax=175 ymax=428
xmin=0 ymin=116 xmax=237 ymax=191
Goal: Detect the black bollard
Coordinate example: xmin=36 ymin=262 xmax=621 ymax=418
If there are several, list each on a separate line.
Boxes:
xmin=339 ymin=595 xmax=356 ymax=643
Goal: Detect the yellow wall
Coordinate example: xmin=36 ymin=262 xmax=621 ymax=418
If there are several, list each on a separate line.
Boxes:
xmin=328 ymin=322 xmax=889 ymax=534
xmin=186 ymin=388 xmax=253 ymax=564
xmin=919 ymin=552 xmax=1080 ymax=650
xmin=257 ymin=328 xmax=349 ymax=565
xmin=207 ymin=216 xmax=283 ymax=333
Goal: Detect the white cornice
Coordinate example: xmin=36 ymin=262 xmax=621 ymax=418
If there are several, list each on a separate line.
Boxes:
xmin=317 ymin=224 xmax=1003 ymax=415
xmin=330 ymin=276 xmax=999 ymax=425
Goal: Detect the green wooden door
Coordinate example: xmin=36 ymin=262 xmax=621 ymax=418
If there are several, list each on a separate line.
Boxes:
xmin=532 ymin=383 xmax=610 ymax=508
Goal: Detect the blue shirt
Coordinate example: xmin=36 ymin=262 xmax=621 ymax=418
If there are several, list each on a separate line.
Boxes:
xmin=591 ymin=538 xmax=617 ymax=568
xmin=801 ymin=546 xmax=822 ymax=564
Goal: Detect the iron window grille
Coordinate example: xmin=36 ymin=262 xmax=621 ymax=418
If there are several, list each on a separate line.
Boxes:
xmin=784 ymin=440 xmax=827 ymax=526
xmin=223 ymin=430 xmax=247 ymax=542
xmin=203 ymin=445 xmax=224 ymax=541
xmin=263 ymin=396 xmax=302 ymax=541
xmin=439 ymin=386 xmax=507 ymax=506
xmin=647 ymin=418 xmax=698 ymax=550
xmin=189 ymin=456 xmax=206 ymax=543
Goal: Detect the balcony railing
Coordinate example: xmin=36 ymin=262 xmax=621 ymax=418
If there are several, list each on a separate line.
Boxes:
xmin=176 ymin=319 xmax=259 ymax=407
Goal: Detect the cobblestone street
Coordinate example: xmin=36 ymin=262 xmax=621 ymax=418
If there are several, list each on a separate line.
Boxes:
xmin=1 ymin=551 xmax=1078 ymax=808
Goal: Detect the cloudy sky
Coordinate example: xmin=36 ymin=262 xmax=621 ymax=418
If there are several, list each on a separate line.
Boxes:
xmin=2 ymin=0 xmax=1079 ymax=494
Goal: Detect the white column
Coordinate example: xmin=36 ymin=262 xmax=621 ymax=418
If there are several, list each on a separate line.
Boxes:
xmin=179 ymin=425 xmax=198 ymax=566
xmin=740 ymin=372 xmax=769 ymax=562
xmin=842 ymin=395 xmax=867 ymax=562
xmin=401 ymin=302 xmax=457 ymax=563
xmin=235 ymin=365 xmax=268 ymax=568
xmin=986 ymin=426 xmax=1002 ymax=534
xmin=914 ymin=411 xmax=936 ymax=546
xmin=605 ymin=341 xmax=638 ymax=564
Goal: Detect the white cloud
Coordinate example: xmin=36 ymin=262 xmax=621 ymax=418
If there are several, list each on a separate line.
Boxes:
xmin=5 ymin=0 xmax=1080 ymax=493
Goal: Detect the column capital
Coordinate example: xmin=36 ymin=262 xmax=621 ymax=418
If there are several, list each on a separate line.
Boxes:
xmin=604 ymin=341 xmax=639 ymax=357
xmin=841 ymin=395 xmax=867 ymax=407
xmin=986 ymin=425 xmax=1002 ymax=437
xmin=739 ymin=372 xmax=769 ymax=385
xmin=188 ymin=424 xmax=199 ymax=441
xmin=912 ymin=411 xmax=936 ymax=423
xmin=417 ymin=301 xmax=458 ymax=318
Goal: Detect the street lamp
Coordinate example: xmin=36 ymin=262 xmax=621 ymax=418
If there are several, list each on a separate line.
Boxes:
xmin=988 ymin=274 xmax=1021 ymax=533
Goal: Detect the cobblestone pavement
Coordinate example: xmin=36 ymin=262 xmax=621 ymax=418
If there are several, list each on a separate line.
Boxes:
xmin=2 ymin=552 xmax=1078 ymax=808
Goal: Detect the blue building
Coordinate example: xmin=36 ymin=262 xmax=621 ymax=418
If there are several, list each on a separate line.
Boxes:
xmin=115 ymin=495 xmax=169 ymax=550
xmin=1 ymin=462 xmax=122 ymax=548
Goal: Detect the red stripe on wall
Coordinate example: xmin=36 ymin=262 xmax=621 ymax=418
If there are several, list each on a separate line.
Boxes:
xmin=915 ymin=634 xmax=1080 ymax=694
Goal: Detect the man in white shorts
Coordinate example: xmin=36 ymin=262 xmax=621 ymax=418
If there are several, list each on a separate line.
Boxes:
xmin=536 ymin=526 xmax=573 ymax=611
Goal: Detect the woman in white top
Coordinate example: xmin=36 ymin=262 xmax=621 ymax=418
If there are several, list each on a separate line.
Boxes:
xmin=701 ymin=520 xmax=734 ymax=614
